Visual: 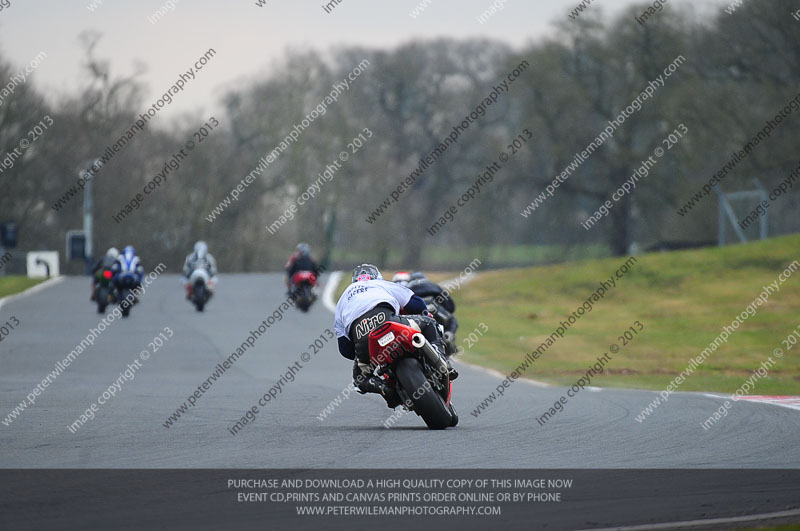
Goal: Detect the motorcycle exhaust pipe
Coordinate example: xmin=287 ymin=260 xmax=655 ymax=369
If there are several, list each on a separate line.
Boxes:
xmin=412 ymin=333 xmax=448 ymax=377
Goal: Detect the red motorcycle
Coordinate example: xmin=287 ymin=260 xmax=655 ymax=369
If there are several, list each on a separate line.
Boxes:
xmin=291 ymin=271 xmax=318 ymax=312
xmin=368 ymin=320 xmax=458 ymax=429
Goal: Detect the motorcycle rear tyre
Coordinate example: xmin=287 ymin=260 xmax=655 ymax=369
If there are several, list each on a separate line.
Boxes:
xmin=395 ymin=357 xmax=453 ymax=430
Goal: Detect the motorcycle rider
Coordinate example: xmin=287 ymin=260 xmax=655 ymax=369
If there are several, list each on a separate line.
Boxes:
xmin=111 ymin=245 xmax=144 ymax=306
xmin=90 ymin=247 xmax=119 ymax=301
xmin=285 ymin=242 xmax=320 ymax=295
xmin=334 ymin=264 xmax=457 ymax=409
xmin=391 ymin=271 xmax=411 ymax=286
xmin=406 ymin=271 xmax=459 ymax=355
xmin=182 ymin=241 xmax=218 ymax=300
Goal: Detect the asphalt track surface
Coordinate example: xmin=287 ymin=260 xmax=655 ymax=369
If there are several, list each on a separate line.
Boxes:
xmin=2 ymin=273 xmax=799 ymax=468
xmin=1 ymin=274 xmax=799 ymax=530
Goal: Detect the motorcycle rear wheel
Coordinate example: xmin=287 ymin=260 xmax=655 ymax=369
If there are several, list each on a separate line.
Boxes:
xmin=96 ymin=286 xmax=109 ymax=314
xmin=395 ymin=357 xmax=453 ymax=430
xmin=297 ymin=285 xmax=312 ymax=312
xmin=119 ymin=288 xmax=131 ymax=317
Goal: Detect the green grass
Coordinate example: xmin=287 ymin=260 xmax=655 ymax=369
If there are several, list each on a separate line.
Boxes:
xmin=0 ymin=276 xmax=45 ymax=299
xmin=455 ymin=234 xmax=800 ymax=395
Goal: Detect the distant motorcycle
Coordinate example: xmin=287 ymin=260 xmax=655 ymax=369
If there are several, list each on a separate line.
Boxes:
xmin=291 ymin=271 xmax=317 ymax=312
xmin=94 ymin=267 xmax=116 ymax=314
xmin=188 ymin=268 xmax=213 ymax=312
xmin=367 ymin=320 xmax=458 ymax=430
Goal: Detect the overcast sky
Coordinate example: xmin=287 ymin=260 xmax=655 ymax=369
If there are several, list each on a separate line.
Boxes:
xmin=1 ymin=0 xmax=716 ymax=121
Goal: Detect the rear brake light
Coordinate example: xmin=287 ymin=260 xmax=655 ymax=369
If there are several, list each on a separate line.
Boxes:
xmin=103 ymin=270 xmax=113 ymax=279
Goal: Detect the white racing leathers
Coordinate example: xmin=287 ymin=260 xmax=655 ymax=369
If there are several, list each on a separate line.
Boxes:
xmin=183 ymin=253 xmax=218 ymax=292
xmin=334 ymin=279 xmax=414 ymax=339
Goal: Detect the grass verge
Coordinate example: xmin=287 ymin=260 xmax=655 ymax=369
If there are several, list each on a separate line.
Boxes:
xmin=0 ymin=276 xmax=46 ymax=300
xmin=455 ymin=234 xmax=800 ymax=395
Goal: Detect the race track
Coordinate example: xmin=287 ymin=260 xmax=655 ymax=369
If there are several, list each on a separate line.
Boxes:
xmin=1 ymin=273 xmax=799 ymax=469
xmin=3 ymin=274 xmax=800 ymax=529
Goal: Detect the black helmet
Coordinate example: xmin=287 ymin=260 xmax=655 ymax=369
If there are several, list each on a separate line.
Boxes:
xmin=352 ymin=263 xmax=382 ymax=283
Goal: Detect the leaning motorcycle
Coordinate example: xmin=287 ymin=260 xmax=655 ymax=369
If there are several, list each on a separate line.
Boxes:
xmin=367 ymin=320 xmax=458 ymax=430
xmin=188 ymin=268 xmax=213 ymax=312
xmin=291 ymin=271 xmax=317 ymax=312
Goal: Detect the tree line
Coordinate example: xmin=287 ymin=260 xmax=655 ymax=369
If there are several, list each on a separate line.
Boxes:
xmin=1 ymin=1 xmax=798 ymax=273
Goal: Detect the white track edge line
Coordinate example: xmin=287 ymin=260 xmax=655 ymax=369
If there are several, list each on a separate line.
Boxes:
xmin=322 ymin=271 xmax=343 ymax=313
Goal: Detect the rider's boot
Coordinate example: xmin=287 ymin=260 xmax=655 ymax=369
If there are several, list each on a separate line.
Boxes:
xmin=353 ymin=362 xmax=401 ymax=408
